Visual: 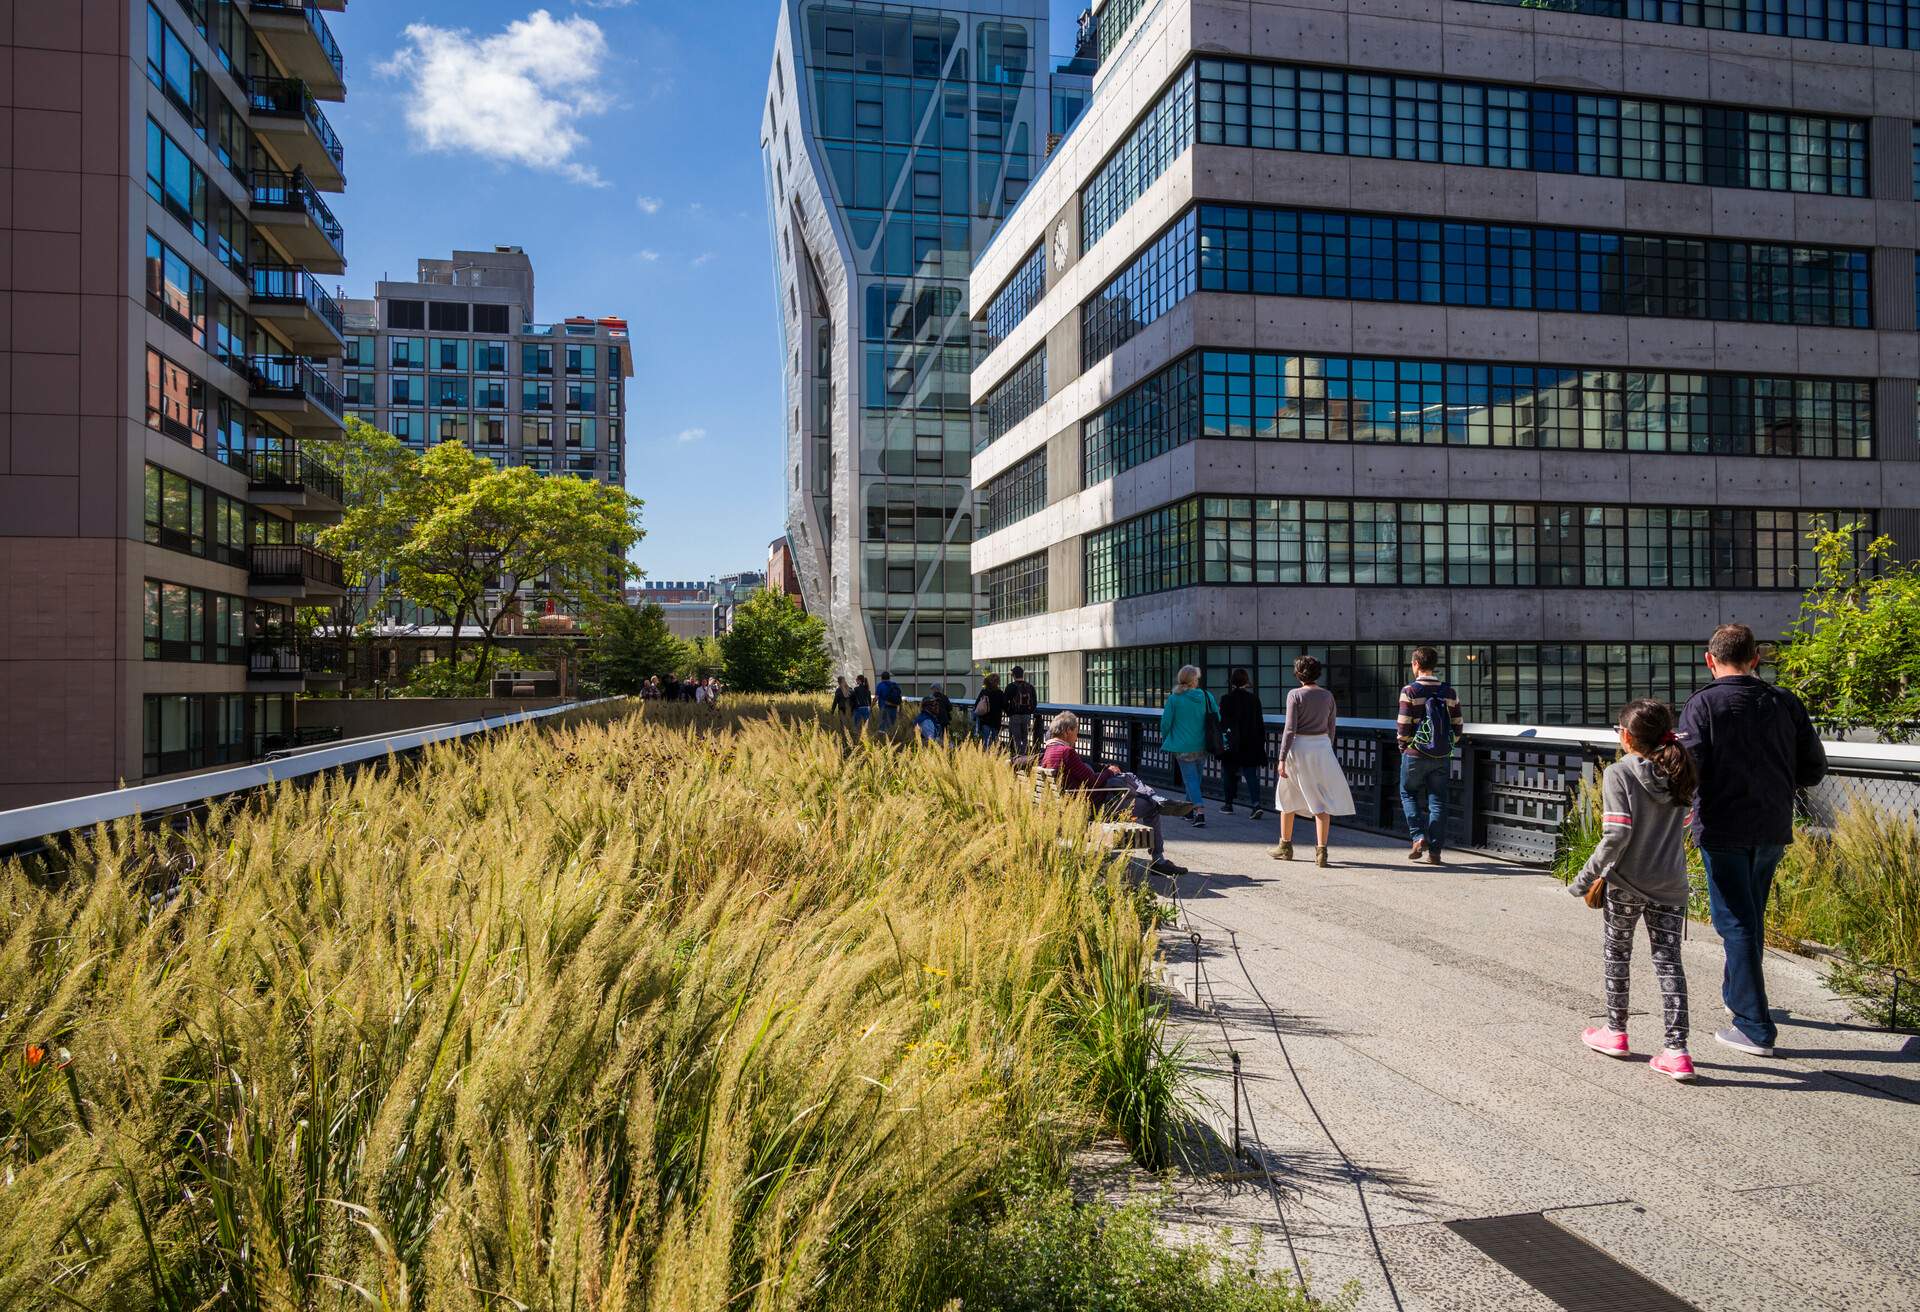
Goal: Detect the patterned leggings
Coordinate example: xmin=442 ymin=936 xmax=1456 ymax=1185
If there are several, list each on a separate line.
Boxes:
xmin=1603 ymin=886 xmax=1690 ymax=1050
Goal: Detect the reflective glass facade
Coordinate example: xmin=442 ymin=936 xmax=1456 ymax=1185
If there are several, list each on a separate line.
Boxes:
xmin=1083 ymin=349 xmax=1873 ymax=485
xmin=1085 ymin=641 xmax=1718 ymax=728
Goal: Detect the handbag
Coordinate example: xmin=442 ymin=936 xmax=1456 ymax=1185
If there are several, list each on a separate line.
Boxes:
xmin=1583 ymin=878 xmax=1607 ymax=909
xmin=1203 ymin=702 xmax=1226 ymax=759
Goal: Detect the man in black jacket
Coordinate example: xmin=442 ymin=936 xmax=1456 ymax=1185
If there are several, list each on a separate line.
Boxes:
xmin=1678 ymin=623 xmax=1827 ymax=1058
xmin=1004 ymin=667 xmax=1038 ymax=755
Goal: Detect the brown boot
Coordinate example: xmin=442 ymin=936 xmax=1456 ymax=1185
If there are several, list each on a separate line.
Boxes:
xmin=1270 ymin=840 xmax=1293 ymax=861
xmin=1315 ymin=846 xmax=1329 ymax=868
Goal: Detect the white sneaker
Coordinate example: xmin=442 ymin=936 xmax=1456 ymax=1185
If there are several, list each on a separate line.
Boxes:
xmin=1713 ymin=1027 xmax=1776 ymax=1058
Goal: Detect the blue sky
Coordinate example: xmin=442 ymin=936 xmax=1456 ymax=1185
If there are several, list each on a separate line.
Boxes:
xmin=325 ymin=1 xmax=1080 ymax=583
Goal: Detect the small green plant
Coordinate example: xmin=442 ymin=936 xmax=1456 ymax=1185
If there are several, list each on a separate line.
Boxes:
xmin=938 ymin=1176 xmax=1341 ymax=1311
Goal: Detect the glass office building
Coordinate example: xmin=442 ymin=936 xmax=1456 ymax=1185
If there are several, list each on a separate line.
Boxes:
xmin=761 ymin=0 xmax=1078 ymax=693
xmin=966 ymin=0 xmax=1918 ymax=727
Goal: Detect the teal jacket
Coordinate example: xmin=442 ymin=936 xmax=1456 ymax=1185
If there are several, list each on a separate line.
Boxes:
xmin=1159 ymin=687 xmax=1218 ymax=756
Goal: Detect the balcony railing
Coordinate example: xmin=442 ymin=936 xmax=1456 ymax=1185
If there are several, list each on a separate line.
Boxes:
xmin=253 ymin=725 xmax=346 ymax=760
xmin=249 ymin=543 xmax=345 ymax=592
xmin=250 ymin=168 xmax=344 ymax=254
xmin=245 ymin=75 xmax=345 ymax=172
xmin=250 ymin=265 xmax=345 ymax=337
xmin=248 ymin=639 xmax=306 ymax=679
xmin=246 ymin=354 xmax=345 ymax=418
xmin=242 ymin=443 xmax=345 ymax=503
xmin=247 ymin=1 xmax=345 ymax=82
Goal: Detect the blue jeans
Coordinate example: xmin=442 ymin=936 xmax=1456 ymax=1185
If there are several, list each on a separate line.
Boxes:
xmin=1175 ymin=755 xmax=1206 ymax=809
xmin=877 ymin=705 xmax=898 ymax=732
xmin=1399 ymin=754 xmax=1450 ymax=853
xmin=974 ymin=719 xmax=998 ymax=747
xmin=1702 ymin=844 xmax=1787 ymax=1048
xmin=1223 ymin=765 xmax=1262 ymax=809
xmin=852 ymin=707 xmax=871 ymax=728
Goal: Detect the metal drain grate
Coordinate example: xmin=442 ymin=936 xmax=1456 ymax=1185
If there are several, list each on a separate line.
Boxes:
xmin=1446 ymin=1212 xmax=1700 ymax=1311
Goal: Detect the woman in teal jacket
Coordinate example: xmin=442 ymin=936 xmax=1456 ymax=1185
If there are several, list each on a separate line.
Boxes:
xmin=1160 ymin=665 xmax=1219 ymax=829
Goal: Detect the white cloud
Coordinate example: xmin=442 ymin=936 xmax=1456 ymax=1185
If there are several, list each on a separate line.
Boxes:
xmin=674 ymin=428 xmax=707 ymax=444
xmin=575 ymin=0 xmax=638 ymax=8
xmin=635 ymin=194 xmax=663 ymax=214
xmin=635 ymin=249 xmax=661 ymax=263
xmin=690 ymin=251 xmax=715 ymax=268
xmin=383 ymin=10 xmax=611 ymax=187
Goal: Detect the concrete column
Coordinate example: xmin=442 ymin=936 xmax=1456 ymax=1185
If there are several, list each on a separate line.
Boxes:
xmin=1046 ymin=423 xmax=1082 ymax=503
xmin=1047 ymin=649 xmax=1086 ymax=704
xmin=1048 ymin=536 xmax=1084 ymax=611
xmin=1868 ymin=117 xmax=1916 ymax=333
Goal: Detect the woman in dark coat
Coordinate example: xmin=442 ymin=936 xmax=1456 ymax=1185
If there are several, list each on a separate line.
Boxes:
xmin=1218 ymin=667 xmax=1269 ymax=818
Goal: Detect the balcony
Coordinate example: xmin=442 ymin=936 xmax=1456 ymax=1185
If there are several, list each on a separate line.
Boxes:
xmin=241 ymin=442 xmax=345 ymax=521
xmin=250 ymin=265 xmax=345 ymax=353
xmin=250 ymin=169 xmax=345 ymax=275
xmin=248 ymin=544 xmax=346 ymax=602
xmin=246 ymin=354 xmax=345 ymax=436
xmin=247 ymin=638 xmax=347 ymax=687
xmin=246 ymin=2 xmax=345 ymax=101
xmin=254 ymin=724 xmax=347 ymax=759
xmin=247 ymin=76 xmax=345 ymax=190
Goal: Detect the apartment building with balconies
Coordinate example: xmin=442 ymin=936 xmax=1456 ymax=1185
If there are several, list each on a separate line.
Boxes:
xmin=967 ymin=0 xmax=1920 ymax=726
xmin=0 ymin=0 xmax=352 ymax=806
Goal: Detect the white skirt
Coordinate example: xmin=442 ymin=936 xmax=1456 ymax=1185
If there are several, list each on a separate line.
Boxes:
xmin=1274 ymin=735 xmax=1356 ymax=816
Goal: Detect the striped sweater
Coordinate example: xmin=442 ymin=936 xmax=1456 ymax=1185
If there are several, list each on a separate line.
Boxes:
xmin=1396 ymin=676 xmax=1463 ymax=757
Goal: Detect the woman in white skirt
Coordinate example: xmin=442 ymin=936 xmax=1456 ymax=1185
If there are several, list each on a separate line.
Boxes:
xmin=1271 ymin=655 xmax=1355 ymax=867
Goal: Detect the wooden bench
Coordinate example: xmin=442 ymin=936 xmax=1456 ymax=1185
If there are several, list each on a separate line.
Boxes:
xmin=1032 ymin=766 xmax=1155 ymax=853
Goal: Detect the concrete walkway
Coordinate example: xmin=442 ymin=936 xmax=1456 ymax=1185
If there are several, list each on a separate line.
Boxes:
xmin=1139 ymin=811 xmax=1920 ymax=1312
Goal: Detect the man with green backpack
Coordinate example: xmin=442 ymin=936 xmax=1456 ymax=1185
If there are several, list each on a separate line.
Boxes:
xmin=1396 ymin=646 xmax=1464 ymax=865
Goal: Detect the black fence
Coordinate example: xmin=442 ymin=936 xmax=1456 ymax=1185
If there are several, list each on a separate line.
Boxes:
xmin=1006 ymin=704 xmax=1920 ymax=866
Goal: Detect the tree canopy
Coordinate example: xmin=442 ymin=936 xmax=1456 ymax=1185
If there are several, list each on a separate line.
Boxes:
xmin=584 ymin=603 xmax=690 ymax=695
xmin=717 ymin=591 xmax=831 ymax=693
xmin=1775 ymin=524 xmax=1920 ymax=742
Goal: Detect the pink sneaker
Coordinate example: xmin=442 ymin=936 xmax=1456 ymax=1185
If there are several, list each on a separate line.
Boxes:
xmin=1649 ymin=1049 xmax=1696 ymax=1082
xmin=1581 ymin=1027 xmax=1630 ymax=1058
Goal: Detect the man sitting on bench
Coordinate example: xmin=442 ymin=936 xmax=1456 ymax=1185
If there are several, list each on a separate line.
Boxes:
xmin=1039 ymin=711 xmax=1190 ymax=877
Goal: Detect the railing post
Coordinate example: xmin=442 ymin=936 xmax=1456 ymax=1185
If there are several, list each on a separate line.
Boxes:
xmin=1126 ymin=717 xmax=1143 ymax=774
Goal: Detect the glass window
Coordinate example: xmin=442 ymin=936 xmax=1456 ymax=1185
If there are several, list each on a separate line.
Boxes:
xmin=430 ymin=338 xmax=469 ymax=372
xmin=979 ymin=449 xmax=1047 ymax=536
xmin=389 ymin=336 xmax=425 ymax=369
xmin=977 ymin=552 xmax=1048 ymax=625
xmin=977 ymin=347 xmax=1045 ymax=450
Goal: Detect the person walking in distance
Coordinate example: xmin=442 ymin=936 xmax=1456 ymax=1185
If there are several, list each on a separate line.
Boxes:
xmin=1004 ymin=666 xmax=1039 ymax=755
xmin=832 ymin=676 xmax=851 ymax=717
xmin=1160 ymin=665 xmax=1220 ymax=830
xmin=1397 ymin=646 xmax=1463 ymax=865
xmin=1217 ymin=668 xmax=1268 ymax=819
xmin=874 ymin=670 xmax=904 ymax=733
xmin=849 ymin=674 xmax=873 ymax=730
xmin=922 ymin=684 xmax=954 ymax=744
xmin=1568 ymin=699 xmax=1700 ymax=1082
xmin=1679 ymin=623 xmax=1827 ymax=1058
xmin=1272 ymin=656 xmax=1356 ymax=867
xmin=972 ymin=673 xmax=1007 ymax=747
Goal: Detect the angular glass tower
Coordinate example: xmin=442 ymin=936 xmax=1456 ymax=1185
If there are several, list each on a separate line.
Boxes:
xmin=762 ymin=0 xmax=1061 ymax=695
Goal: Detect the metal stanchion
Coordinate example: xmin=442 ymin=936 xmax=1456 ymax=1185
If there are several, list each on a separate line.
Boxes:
xmin=1191 ymin=931 xmax=1203 ymax=1006
xmin=1231 ymin=1050 xmax=1244 ymax=1160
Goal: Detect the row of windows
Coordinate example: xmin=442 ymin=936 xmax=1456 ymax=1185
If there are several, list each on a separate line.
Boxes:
xmin=386 ymin=377 xmax=602 ymax=411
xmin=142 ymin=691 xmax=294 ymax=779
xmin=363 ymin=413 xmax=612 ymax=452
xmin=142 ymin=578 xmax=249 ymax=664
xmin=1195 ymin=60 xmax=1866 ymax=195
xmin=822 ymin=138 xmax=1033 ymax=221
xmin=1081 ymin=496 xmax=1865 ymax=601
xmin=1084 ymin=640 xmax=1719 ymax=729
xmin=143 ymin=462 xmax=284 ymax=568
xmin=978 ymin=347 xmax=1047 ymax=449
xmin=373 ymin=337 xmax=614 ymax=377
xmin=145 ymin=115 xmax=251 ymax=278
xmin=978 ymin=655 xmax=1051 ymax=702
xmin=145 ymin=344 xmax=296 ymax=467
xmin=146 ymin=3 xmax=257 ymax=188
xmin=865 ymin=483 xmax=972 ymax=544
xmin=1470 ymin=0 xmax=1920 ymax=53
xmin=979 ymin=552 xmax=1049 ymax=625
xmin=1082 ymin=203 xmax=1871 ymax=368
xmin=1095 ymin=0 xmax=1151 ymax=62
xmin=979 ymin=449 xmax=1048 ymax=536
xmin=1082 ymin=349 xmax=1874 ymax=484
xmin=983 ymin=242 xmax=1046 ymax=346
xmin=1083 ymin=65 xmax=1197 ymax=252
xmin=384 ymin=300 xmax=512 ymax=334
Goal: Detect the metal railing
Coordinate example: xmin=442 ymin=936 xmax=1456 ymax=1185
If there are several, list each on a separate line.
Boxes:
xmin=249 ymin=168 xmax=344 ymax=253
xmin=245 ymin=354 xmax=345 ymax=417
xmin=246 ymin=1 xmax=345 ymax=81
xmin=1007 ymin=704 xmax=1920 ymax=865
xmin=245 ymin=74 xmax=344 ymax=171
xmin=241 ymin=442 xmax=345 ymax=503
xmin=249 ymin=264 xmax=345 ymax=337
xmin=247 ymin=639 xmax=305 ymax=678
xmin=0 ymin=701 xmax=625 ymax=859
xmin=248 ymin=543 xmax=345 ymax=591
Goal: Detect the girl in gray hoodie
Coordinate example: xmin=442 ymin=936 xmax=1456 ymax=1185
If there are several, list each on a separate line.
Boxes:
xmin=1569 ymin=699 xmax=1700 ymax=1082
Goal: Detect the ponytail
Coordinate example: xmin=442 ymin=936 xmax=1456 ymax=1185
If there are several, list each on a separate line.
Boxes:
xmin=1618 ymin=698 xmax=1697 ymax=809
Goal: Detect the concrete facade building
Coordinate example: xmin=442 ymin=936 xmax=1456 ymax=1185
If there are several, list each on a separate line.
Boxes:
xmin=761 ymin=0 xmax=1083 ymax=696
xmin=1 ymin=0 xmax=353 ymax=806
xmin=968 ymin=0 xmax=1920 ymax=725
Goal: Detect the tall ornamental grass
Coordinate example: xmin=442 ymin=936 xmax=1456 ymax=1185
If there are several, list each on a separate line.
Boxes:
xmin=0 ymin=699 xmax=1247 ymax=1310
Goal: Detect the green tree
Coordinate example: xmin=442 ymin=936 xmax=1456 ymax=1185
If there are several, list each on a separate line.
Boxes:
xmin=311 ymin=417 xmax=415 ymax=649
xmin=682 ymin=634 xmax=724 ymax=679
xmin=391 ymin=443 xmax=645 ymax=671
xmin=718 ymin=590 xmax=831 ymax=693
xmin=584 ymin=603 xmax=690 ymax=694
xmin=1776 ymin=523 xmax=1920 ymax=742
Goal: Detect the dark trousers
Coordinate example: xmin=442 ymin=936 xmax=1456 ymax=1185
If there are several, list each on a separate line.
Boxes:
xmin=1399 ymin=754 xmax=1450 ymax=853
xmin=1222 ymin=765 xmax=1263 ymax=808
xmin=1088 ymin=773 xmax=1165 ymax=861
xmin=1702 ymin=844 xmax=1787 ymax=1048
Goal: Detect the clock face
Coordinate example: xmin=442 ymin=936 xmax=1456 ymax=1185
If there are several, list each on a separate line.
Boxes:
xmin=1052 ymin=218 xmax=1070 ymax=272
